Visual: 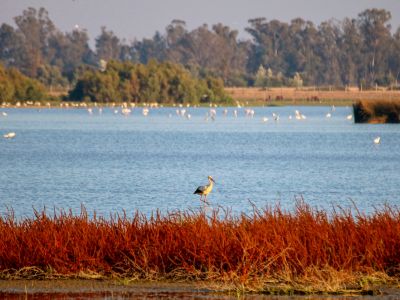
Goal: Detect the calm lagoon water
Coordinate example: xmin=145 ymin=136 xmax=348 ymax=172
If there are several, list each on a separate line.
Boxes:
xmin=0 ymin=106 xmax=399 ymax=218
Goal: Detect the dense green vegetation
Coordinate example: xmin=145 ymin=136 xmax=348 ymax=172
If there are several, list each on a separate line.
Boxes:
xmin=0 ymin=63 xmax=47 ymax=101
xmin=69 ymin=60 xmax=230 ymax=104
xmin=1 ymin=7 xmax=399 ymax=90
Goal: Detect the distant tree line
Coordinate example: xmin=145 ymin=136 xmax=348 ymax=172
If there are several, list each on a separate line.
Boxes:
xmin=69 ymin=60 xmax=229 ymax=104
xmin=1 ymin=7 xmax=400 ymax=92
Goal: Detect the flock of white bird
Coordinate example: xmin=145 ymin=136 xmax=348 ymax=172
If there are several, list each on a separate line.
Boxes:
xmin=0 ymin=103 xmax=381 ymax=144
xmin=80 ymin=104 xmax=380 ymax=144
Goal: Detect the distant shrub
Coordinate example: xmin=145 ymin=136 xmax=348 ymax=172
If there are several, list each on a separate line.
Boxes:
xmin=68 ymin=60 xmax=231 ymax=104
xmin=0 ymin=63 xmax=47 ymax=101
xmin=353 ymin=100 xmax=400 ymax=123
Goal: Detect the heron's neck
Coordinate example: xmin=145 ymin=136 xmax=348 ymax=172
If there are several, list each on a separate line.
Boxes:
xmin=208 ymin=180 xmax=213 ymax=186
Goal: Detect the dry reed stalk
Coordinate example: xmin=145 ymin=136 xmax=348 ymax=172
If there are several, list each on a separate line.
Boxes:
xmin=0 ymin=201 xmax=399 ymax=294
xmin=353 ymin=99 xmax=400 ymax=123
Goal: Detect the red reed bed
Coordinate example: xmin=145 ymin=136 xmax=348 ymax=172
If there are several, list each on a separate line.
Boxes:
xmin=0 ymin=202 xmax=399 ymax=286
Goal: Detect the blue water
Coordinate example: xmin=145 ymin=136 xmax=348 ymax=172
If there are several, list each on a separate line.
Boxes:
xmin=0 ymin=106 xmax=399 ymax=218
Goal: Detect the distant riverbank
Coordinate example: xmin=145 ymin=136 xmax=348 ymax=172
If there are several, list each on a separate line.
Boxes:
xmin=225 ymin=87 xmax=400 ymax=106
xmin=3 ymin=87 xmax=400 ymax=108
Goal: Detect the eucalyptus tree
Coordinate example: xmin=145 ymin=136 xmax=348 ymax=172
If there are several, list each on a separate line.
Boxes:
xmin=246 ymin=18 xmax=289 ymax=76
xmin=338 ymin=18 xmax=363 ymax=86
xmin=357 ymin=9 xmax=392 ymax=86
xmin=12 ymin=7 xmax=56 ymax=77
xmin=132 ymin=31 xmax=166 ymax=63
xmin=391 ymin=27 xmax=400 ymax=87
xmin=47 ymin=28 xmax=94 ymax=83
xmin=95 ymin=27 xmax=122 ymax=61
xmin=315 ymin=21 xmax=341 ymax=86
xmin=0 ymin=24 xmax=27 ymax=71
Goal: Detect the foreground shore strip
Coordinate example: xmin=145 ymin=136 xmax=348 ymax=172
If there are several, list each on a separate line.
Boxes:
xmin=0 ymin=279 xmax=399 ymax=298
xmin=0 ymin=202 xmax=399 ymax=295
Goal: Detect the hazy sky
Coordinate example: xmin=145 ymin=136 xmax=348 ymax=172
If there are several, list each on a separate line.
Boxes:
xmin=1 ymin=0 xmax=400 ymax=46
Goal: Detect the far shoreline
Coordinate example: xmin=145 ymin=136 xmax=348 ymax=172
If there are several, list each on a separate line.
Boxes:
xmin=2 ymin=88 xmax=399 ymax=108
xmin=0 ymin=87 xmax=400 ymax=109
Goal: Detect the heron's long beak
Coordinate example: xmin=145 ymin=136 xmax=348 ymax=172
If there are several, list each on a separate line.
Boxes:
xmin=210 ymin=178 xmax=216 ymax=183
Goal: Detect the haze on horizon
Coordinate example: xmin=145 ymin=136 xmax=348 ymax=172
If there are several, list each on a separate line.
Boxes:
xmin=1 ymin=0 xmax=400 ymax=47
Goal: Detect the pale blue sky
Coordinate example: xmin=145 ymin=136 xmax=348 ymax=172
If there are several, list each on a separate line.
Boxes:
xmin=1 ymin=0 xmax=399 ymax=46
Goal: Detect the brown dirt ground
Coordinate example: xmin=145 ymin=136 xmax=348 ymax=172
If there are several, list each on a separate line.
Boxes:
xmin=0 ymin=279 xmax=399 ymax=299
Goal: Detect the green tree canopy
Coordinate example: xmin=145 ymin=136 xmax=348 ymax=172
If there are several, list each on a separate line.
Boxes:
xmin=68 ymin=60 xmax=230 ymax=104
xmin=0 ymin=63 xmax=47 ymax=101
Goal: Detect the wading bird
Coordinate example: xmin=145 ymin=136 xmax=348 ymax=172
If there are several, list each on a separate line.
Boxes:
xmin=194 ymin=176 xmax=215 ymax=204
xmin=374 ymin=136 xmax=381 ymax=144
xmin=3 ymin=132 xmax=16 ymax=139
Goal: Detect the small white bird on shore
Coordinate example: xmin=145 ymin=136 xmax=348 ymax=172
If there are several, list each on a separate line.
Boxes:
xmin=4 ymin=132 xmax=16 ymax=139
xmin=374 ymin=136 xmax=381 ymax=144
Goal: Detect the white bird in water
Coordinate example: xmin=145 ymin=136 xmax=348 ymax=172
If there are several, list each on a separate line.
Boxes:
xmin=142 ymin=108 xmax=149 ymax=116
xmin=326 ymin=113 xmax=331 ymax=118
xmin=209 ymin=108 xmax=217 ymax=121
xmin=262 ymin=117 xmax=269 ymax=123
xmin=374 ymin=136 xmax=381 ymax=144
xmin=4 ymin=132 xmax=16 ymax=139
xmin=1 ymin=112 xmax=7 ymax=116
xmin=121 ymin=108 xmax=131 ymax=116
xmin=245 ymin=108 xmax=255 ymax=118
xmin=346 ymin=114 xmax=353 ymax=120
